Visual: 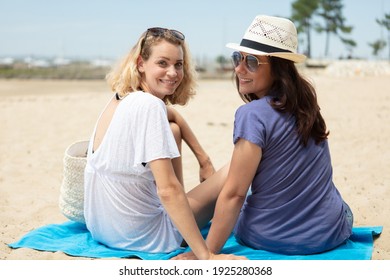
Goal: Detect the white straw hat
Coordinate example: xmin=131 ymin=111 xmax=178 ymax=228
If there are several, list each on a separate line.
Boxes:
xmin=226 ymin=15 xmax=306 ymax=63
xmin=59 ymin=140 xmax=89 ymax=224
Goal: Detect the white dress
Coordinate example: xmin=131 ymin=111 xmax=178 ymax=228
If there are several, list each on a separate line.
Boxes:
xmin=84 ymin=91 xmax=182 ymax=253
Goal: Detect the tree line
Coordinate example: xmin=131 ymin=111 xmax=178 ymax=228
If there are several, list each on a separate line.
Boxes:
xmin=292 ymin=0 xmax=390 ymax=60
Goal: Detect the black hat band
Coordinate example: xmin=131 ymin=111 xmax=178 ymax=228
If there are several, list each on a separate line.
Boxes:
xmin=240 ymin=39 xmax=292 ymax=54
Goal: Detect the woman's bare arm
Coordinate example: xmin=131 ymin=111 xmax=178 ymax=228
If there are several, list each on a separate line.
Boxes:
xmin=206 ymin=139 xmax=262 ymax=253
xmin=167 ymin=106 xmax=215 ymax=182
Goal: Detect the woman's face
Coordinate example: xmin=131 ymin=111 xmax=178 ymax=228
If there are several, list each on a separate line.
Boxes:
xmin=234 ymin=53 xmax=274 ymax=99
xmin=138 ymin=40 xmax=184 ymax=99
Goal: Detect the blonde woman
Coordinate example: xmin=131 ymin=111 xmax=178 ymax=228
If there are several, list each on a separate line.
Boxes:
xmin=83 ymin=27 xmax=245 ymax=260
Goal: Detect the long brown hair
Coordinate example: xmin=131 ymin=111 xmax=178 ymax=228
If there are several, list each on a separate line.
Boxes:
xmin=235 ymin=57 xmax=329 ymax=146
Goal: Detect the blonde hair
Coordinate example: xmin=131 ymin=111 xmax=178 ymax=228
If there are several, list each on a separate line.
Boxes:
xmin=106 ymin=29 xmax=197 ymax=105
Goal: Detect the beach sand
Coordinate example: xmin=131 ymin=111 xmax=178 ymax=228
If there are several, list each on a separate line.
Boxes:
xmin=0 ymin=68 xmax=389 ymax=259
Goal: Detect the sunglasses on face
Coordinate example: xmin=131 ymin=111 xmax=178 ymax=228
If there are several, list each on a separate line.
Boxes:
xmin=140 ymin=27 xmax=185 ymax=51
xmin=231 ymin=51 xmax=268 ymax=72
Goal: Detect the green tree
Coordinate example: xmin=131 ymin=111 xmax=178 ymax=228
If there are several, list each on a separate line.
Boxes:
xmin=291 ymin=0 xmax=320 ymax=58
xmin=216 ymin=55 xmax=229 ymax=70
xmin=376 ymin=13 xmax=390 ymax=60
xmin=315 ymin=0 xmax=356 ymax=57
xmin=368 ymin=39 xmax=387 ymax=57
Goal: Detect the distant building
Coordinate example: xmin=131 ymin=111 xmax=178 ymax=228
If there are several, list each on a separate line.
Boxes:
xmin=0 ymin=57 xmax=14 ymax=66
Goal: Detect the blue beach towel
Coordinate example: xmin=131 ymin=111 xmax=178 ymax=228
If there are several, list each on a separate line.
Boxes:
xmin=9 ymin=222 xmax=382 ymax=260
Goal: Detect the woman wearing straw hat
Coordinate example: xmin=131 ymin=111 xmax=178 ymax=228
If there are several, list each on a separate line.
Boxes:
xmin=174 ymin=15 xmax=353 ymax=259
xmin=83 ymin=27 xmax=245 ymax=260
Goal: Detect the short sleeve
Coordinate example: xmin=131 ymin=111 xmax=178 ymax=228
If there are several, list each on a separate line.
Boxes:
xmin=233 ymin=103 xmax=266 ymax=148
xmin=133 ymin=99 xmax=180 ymax=166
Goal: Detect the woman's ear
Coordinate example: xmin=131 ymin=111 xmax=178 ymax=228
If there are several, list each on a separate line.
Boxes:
xmin=137 ymin=56 xmax=145 ymax=73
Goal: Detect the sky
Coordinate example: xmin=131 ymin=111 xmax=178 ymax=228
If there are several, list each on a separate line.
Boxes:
xmin=0 ymin=0 xmax=389 ymax=62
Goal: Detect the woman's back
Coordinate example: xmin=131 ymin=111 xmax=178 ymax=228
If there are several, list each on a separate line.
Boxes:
xmin=84 ymin=91 xmax=182 ymax=253
xmin=233 ymin=97 xmax=352 ymax=254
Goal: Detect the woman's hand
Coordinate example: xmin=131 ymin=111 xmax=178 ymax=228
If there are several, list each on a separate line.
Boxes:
xmin=210 ymin=253 xmax=247 ymax=260
xmin=171 ymin=251 xmax=197 ymax=260
xmin=199 ymin=157 xmax=216 ymax=182
xmin=171 ymin=251 xmax=247 ymax=260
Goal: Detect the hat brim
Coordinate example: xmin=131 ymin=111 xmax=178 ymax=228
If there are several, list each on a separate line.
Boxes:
xmin=226 ymin=43 xmax=306 ymax=63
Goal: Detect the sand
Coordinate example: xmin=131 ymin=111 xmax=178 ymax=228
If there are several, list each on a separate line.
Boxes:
xmin=0 ymin=68 xmax=389 ymax=259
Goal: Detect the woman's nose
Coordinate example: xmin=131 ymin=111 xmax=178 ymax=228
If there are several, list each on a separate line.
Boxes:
xmin=235 ymin=60 xmax=247 ymax=73
xmin=167 ymin=65 xmax=178 ymax=76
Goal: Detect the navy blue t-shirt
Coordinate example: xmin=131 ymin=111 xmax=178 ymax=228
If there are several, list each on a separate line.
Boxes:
xmin=233 ymin=96 xmax=352 ymax=255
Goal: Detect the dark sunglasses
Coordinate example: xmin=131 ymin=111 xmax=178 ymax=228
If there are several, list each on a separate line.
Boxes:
xmin=140 ymin=27 xmax=185 ymax=51
xmin=231 ymin=51 xmax=268 ymax=72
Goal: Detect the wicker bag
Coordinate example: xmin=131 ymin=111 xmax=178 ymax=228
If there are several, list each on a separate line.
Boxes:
xmin=59 ymin=140 xmax=89 ymax=224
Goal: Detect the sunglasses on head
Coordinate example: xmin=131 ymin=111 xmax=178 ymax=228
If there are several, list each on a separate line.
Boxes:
xmin=140 ymin=27 xmax=185 ymax=51
xmin=231 ymin=51 xmax=268 ymax=72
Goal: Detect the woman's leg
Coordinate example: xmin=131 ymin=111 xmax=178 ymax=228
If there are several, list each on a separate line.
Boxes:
xmin=170 ymin=121 xmax=229 ymax=229
xmin=186 ymin=164 xmax=229 ymax=229
xmin=170 ymin=122 xmax=184 ymax=186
